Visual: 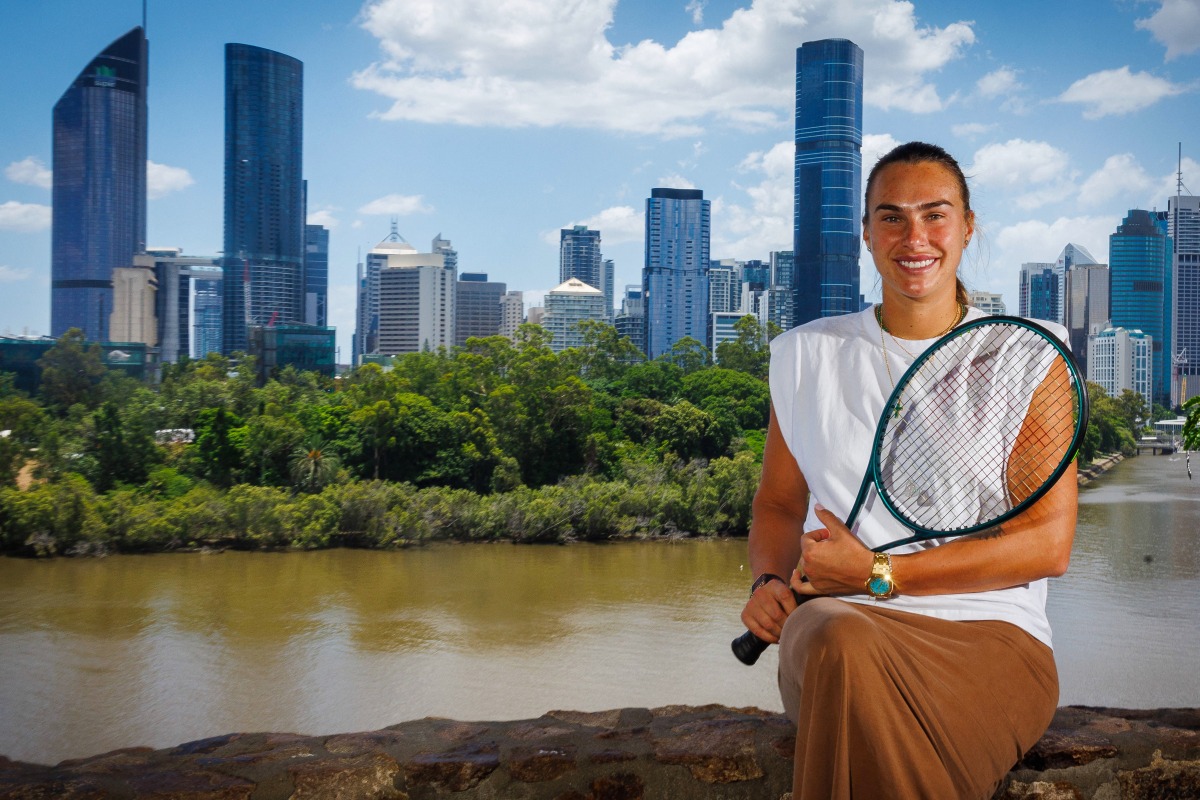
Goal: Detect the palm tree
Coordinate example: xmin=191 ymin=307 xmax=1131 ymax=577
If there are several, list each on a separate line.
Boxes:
xmin=290 ymin=439 xmax=341 ymax=492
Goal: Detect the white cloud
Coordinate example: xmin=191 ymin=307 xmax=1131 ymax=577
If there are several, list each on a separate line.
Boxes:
xmin=976 ymin=67 xmax=1020 ymax=98
xmin=147 ymin=161 xmax=194 ymax=199
xmin=685 ymin=0 xmax=706 ymax=25
xmin=656 ymin=173 xmax=697 ymax=190
xmin=1058 ymin=66 xmax=1189 ymax=119
xmin=1136 ymin=0 xmax=1200 ymax=60
xmin=358 ymin=194 xmax=434 ymax=215
xmin=861 ymin=133 xmax=903 ymax=175
xmin=1078 ymin=154 xmax=1155 ymax=207
xmin=353 ymin=0 xmax=975 ymax=135
xmin=308 ymin=209 xmax=340 ymax=229
xmin=0 ymin=265 xmax=33 ymax=283
xmin=0 ymin=201 xmax=51 ymax=232
xmin=951 ymin=122 xmax=994 ymax=139
xmin=548 ymin=205 xmax=643 ymax=247
xmin=5 ymin=157 xmax=52 ymax=189
xmin=1151 ymin=156 xmax=1200 ymax=205
xmin=993 ymin=216 xmax=1117 ymax=273
xmin=968 ymin=139 xmax=1075 ymax=208
xmin=713 ymin=140 xmax=793 ymax=258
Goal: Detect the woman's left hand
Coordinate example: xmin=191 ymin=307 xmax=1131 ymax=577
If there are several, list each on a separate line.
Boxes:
xmin=794 ymin=504 xmax=874 ymax=598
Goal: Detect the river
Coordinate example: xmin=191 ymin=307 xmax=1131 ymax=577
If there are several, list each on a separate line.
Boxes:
xmin=1 ymin=454 xmax=1197 ymax=765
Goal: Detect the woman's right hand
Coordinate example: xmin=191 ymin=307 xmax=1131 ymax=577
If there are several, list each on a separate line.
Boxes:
xmin=740 ymin=571 xmax=801 ymax=644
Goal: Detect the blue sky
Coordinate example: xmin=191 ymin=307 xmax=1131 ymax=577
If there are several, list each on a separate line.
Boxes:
xmin=2 ymin=0 xmax=1200 ymax=358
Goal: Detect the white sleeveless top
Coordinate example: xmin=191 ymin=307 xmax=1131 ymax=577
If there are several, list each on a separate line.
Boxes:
xmin=768 ymin=306 xmax=1069 ymax=647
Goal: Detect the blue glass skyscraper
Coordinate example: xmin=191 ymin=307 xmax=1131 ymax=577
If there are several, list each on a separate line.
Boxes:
xmin=304 ymin=224 xmax=329 ymax=327
xmin=223 ymin=44 xmax=304 ymax=354
xmin=51 ymin=27 xmax=148 ymax=341
xmin=793 ymin=38 xmax=863 ymax=326
xmin=1109 ymin=209 xmax=1173 ymax=405
xmin=643 ymin=188 xmax=710 ymax=360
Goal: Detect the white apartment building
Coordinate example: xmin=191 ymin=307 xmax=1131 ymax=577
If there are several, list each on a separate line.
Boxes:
xmin=1088 ymin=326 xmax=1153 ymax=406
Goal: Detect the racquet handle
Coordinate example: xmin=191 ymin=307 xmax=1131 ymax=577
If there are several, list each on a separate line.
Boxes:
xmin=731 ymin=589 xmax=808 ymax=666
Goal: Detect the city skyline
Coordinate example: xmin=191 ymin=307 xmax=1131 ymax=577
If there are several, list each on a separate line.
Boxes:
xmin=3 ymin=0 xmax=1200 ymax=359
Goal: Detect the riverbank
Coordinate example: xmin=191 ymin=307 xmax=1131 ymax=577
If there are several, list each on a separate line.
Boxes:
xmin=1 ymin=705 xmax=1196 ymax=799
xmin=1078 ymin=451 xmax=1124 ymax=486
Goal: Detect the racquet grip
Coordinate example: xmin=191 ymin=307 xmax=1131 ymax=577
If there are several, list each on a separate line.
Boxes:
xmin=731 ymin=589 xmax=808 ymax=666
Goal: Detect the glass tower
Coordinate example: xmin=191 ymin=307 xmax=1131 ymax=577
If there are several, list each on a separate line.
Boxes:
xmin=223 ymin=44 xmax=304 ymax=354
xmin=304 ymin=224 xmax=329 ymax=327
xmin=1109 ymin=210 xmax=1173 ymax=405
xmin=642 ymin=188 xmax=710 ymax=360
xmin=793 ymin=38 xmax=863 ymax=326
xmin=51 ymin=27 xmax=148 ymax=342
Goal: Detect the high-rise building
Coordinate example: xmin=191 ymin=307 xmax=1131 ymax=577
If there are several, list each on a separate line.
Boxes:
xmin=708 ymin=262 xmax=739 ymax=316
xmin=793 ymin=38 xmax=864 ymax=326
xmin=968 ymin=290 xmax=1006 ymax=316
xmin=140 ymin=249 xmax=223 ymax=363
xmin=643 ymin=188 xmax=711 ymax=359
xmin=542 ymin=278 xmax=608 ymax=353
xmin=500 ymin=291 xmax=524 ymax=340
xmin=51 ymin=27 xmax=148 ymax=342
xmin=222 ymin=44 xmax=304 ymax=354
xmin=1064 ymin=263 xmax=1110 ymax=375
xmin=560 ymin=226 xmax=613 ymax=316
xmin=1167 ymin=195 xmax=1200 ymax=404
xmin=109 ymin=265 xmax=157 ymax=346
xmin=432 ymin=234 xmax=458 ymax=272
xmin=614 ymin=284 xmax=645 ymax=355
xmin=1053 ymin=243 xmax=1100 ymax=325
xmin=1019 ymin=262 xmax=1058 ymax=324
xmin=455 ymin=273 xmax=507 ymax=345
xmin=304 ymin=224 xmax=329 ymax=327
xmin=374 ymin=231 xmax=455 ymax=355
xmin=1088 ymin=326 xmax=1154 ymax=407
xmin=1109 ymin=209 xmax=1173 ymax=405
xmin=769 ymin=250 xmax=796 ymax=331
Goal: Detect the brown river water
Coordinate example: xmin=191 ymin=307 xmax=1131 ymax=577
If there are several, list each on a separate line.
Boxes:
xmin=1 ymin=454 xmax=1197 ymax=765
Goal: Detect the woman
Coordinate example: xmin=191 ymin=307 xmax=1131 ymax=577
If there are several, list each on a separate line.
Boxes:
xmin=740 ymin=141 xmax=1076 ymax=799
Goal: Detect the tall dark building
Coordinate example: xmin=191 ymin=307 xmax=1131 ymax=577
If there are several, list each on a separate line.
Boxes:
xmin=643 ymin=188 xmax=710 ymax=360
xmin=304 ymin=224 xmax=329 ymax=327
xmin=223 ymin=44 xmax=304 ymax=354
xmin=793 ymin=38 xmax=863 ymax=326
xmin=454 ymin=272 xmax=506 ymax=346
xmin=1109 ymin=209 xmax=1173 ymax=405
xmin=51 ymin=27 xmax=148 ymax=341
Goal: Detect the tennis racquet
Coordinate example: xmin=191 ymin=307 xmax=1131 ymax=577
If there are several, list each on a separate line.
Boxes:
xmin=732 ymin=315 xmax=1089 ymax=665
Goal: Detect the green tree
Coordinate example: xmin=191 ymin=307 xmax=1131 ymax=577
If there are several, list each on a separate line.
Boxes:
xmin=37 ymin=328 xmax=108 ymax=411
xmin=668 ymin=336 xmax=711 ymax=375
xmin=1183 ymin=395 xmax=1200 ymax=451
xmin=85 ymin=401 xmax=160 ymax=492
xmin=713 ymin=315 xmax=770 ymax=378
xmin=289 ymin=438 xmax=342 ymax=493
xmin=193 ymin=408 xmax=246 ymax=487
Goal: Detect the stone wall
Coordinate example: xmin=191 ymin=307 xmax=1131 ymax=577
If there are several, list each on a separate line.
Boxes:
xmin=1 ymin=705 xmax=1197 ymax=799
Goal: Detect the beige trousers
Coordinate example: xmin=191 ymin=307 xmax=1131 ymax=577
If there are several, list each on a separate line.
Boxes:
xmin=777 ymin=598 xmax=1058 ymax=800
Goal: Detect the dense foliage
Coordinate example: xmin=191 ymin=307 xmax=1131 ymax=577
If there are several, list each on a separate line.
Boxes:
xmin=0 ymin=323 xmax=772 ymax=554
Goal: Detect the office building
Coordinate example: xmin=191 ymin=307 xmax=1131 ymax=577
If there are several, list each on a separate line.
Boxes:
xmin=432 ymin=234 xmax=457 ymax=272
xmin=643 ymin=188 xmax=711 ymax=359
xmin=1167 ymin=195 xmax=1200 ymax=404
xmin=770 ymin=250 xmax=796 ymax=331
xmin=222 ymin=44 xmax=304 ymax=354
xmin=1051 ymin=243 xmax=1100 ymax=324
xmin=560 ymin=226 xmax=613 ymax=319
xmin=138 ymin=249 xmax=223 ymax=363
xmin=793 ymin=38 xmax=864 ymax=325
xmin=51 ymin=27 xmax=148 ymax=342
xmin=968 ymin=290 xmax=1006 ymax=316
xmin=542 ymin=278 xmax=608 ymax=353
xmin=1110 ymin=210 xmax=1173 ymax=405
xmin=614 ymin=284 xmax=646 ymax=355
xmin=109 ymin=265 xmax=157 ymax=347
xmin=374 ymin=232 xmax=455 ymax=355
xmin=1064 ymin=263 xmax=1110 ymax=374
xmin=455 ymin=273 xmax=507 ymax=345
xmin=711 ymin=312 xmax=749 ymax=360
xmin=1019 ymin=262 xmax=1058 ymax=323
xmin=1088 ymin=327 xmax=1154 ymax=408
xmin=708 ymin=261 xmax=739 ymax=316
xmin=249 ymin=323 xmax=336 ymax=382
xmin=304 ymin=224 xmax=329 ymax=327
xmin=500 ymin=291 xmax=524 ymax=340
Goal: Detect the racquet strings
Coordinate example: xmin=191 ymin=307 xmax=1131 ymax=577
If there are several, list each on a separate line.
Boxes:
xmin=876 ymin=322 xmax=1081 ymax=534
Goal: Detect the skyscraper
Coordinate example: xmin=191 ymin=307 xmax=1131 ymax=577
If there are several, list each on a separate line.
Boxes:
xmin=304 ymin=224 xmax=329 ymax=327
xmin=1167 ymin=194 xmax=1200 ymax=404
xmin=560 ymin=225 xmax=613 ymax=316
xmin=372 ymin=231 xmax=455 ymax=355
xmin=543 ymin=278 xmax=608 ymax=353
xmin=1019 ymin=262 xmax=1058 ymax=324
xmin=793 ymin=38 xmax=864 ymax=326
xmin=1109 ymin=209 xmax=1172 ymax=405
xmin=643 ymin=188 xmax=711 ymax=360
xmin=1064 ymin=262 xmax=1110 ymax=375
xmin=222 ymin=44 xmax=304 ymax=354
xmin=51 ymin=27 xmax=148 ymax=342
xmin=455 ymin=273 xmax=506 ymax=345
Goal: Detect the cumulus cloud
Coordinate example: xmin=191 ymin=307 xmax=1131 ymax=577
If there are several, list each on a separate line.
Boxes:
xmin=1077 ymin=154 xmax=1156 ymax=207
xmin=713 ymin=140 xmax=794 ymax=258
xmin=1136 ymin=0 xmax=1200 ymax=60
xmin=951 ymin=122 xmax=994 ymax=139
xmin=308 ymin=209 xmax=340 ymax=229
xmin=0 ymin=201 xmax=51 ymax=232
xmin=685 ymin=0 xmax=706 ymax=25
xmin=548 ymin=205 xmax=643 ymax=247
xmin=1058 ymin=66 xmax=1189 ymax=118
xmin=0 ymin=266 xmax=33 ymax=283
xmin=358 ymin=194 xmax=434 ymax=215
xmin=656 ymin=173 xmax=697 ymax=190
xmin=993 ymin=216 xmax=1116 ymax=272
xmin=147 ymin=161 xmax=194 ymax=199
xmin=1152 ymin=156 xmax=1200 ymax=205
xmin=968 ymin=139 xmax=1075 ymax=209
xmin=353 ymin=0 xmax=975 ymax=135
xmin=5 ymin=157 xmax=52 ymax=189
xmin=976 ymin=67 xmax=1020 ymax=98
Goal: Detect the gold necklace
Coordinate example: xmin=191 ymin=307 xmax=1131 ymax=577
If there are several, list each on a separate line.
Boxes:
xmin=875 ymin=303 xmax=966 ymax=417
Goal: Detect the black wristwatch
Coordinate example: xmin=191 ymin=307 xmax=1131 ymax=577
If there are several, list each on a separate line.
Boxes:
xmin=750 ymin=572 xmax=785 ymax=598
